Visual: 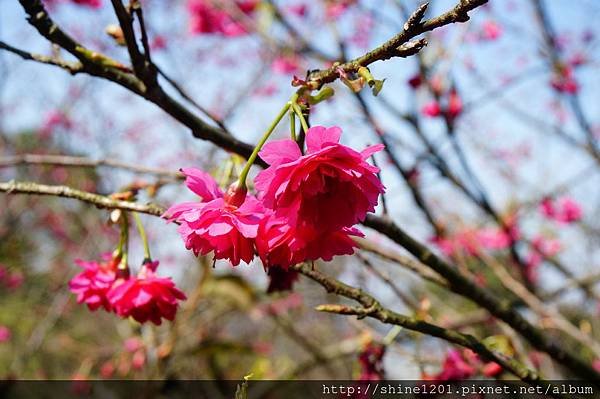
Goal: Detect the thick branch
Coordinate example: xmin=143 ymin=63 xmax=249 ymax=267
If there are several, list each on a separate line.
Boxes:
xmin=362 ymin=214 xmax=600 ymax=380
xmin=14 ymin=0 xmax=257 ymax=161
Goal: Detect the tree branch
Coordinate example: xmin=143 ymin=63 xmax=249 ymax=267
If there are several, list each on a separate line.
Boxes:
xmin=306 ymin=0 xmax=487 ymax=88
xmin=291 ymin=263 xmax=541 ymax=383
xmin=0 ymin=154 xmax=183 ymax=179
xmin=362 ymin=214 xmax=600 ymax=380
xmin=0 ymin=40 xmax=83 ymax=73
xmin=0 ymin=180 xmax=165 ymax=217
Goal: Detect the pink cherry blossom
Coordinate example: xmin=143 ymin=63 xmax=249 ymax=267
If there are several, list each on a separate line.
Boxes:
xmin=434 ymin=349 xmax=477 ymax=380
xmin=255 ymin=126 xmax=385 ymax=233
xmin=550 ymin=66 xmax=579 ymax=94
xmin=68 ymin=254 xmax=119 ymax=311
xmin=531 ymin=235 xmax=561 ymax=257
xmin=164 ymin=168 xmax=264 ymax=266
xmin=187 ymin=0 xmax=257 ymax=37
xmin=325 ymin=0 xmax=356 ymax=20
xmin=256 ymin=210 xmax=362 ymax=269
xmin=422 ymin=101 xmax=441 ymax=117
xmin=539 ymin=197 xmax=555 ymax=218
xmin=271 ymin=55 xmax=302 ymax=75
xmin=475 ymin=228 xmax=511 ymax=250
xmin=72 ymin=0 xmax=101 ymax=7
xmin=539 ymin=196 xmax=582 ymax=223
xmin=556 ymin=197 xmax=582 ymax=223
xmin=481 ymin=20 xmax=502 ymax=41
xmin=107 ymin=263 xmax=186 ymax=325
xmin=446 ymin=90 xmax=463 ymax=119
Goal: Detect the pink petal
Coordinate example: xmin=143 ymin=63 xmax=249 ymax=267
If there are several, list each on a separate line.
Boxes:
xmin=306 ymin=126 xmax=342 ymax=153
xmin=259 ymin=139 xmax=302 ymax=165
xmin=181 ymin=168 xmax=222 ymax=201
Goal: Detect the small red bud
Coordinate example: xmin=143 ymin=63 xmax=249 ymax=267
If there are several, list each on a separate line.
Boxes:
xmin=224 ymin=182 xmax=248 ymax=207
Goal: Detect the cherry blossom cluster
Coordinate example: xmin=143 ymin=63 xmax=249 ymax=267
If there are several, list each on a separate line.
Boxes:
xmin=408 ymin=75 xmax=464 ymax=121
xmin=539 ymin=196 xmax=583 ymax=223
xmin=423 ymin=349 xmax=502 ymax=380
xmin=165 ymin=125 xmax=385 ymax=273
xmin=431 ymin=225 xmax=518 ymax=258
xmin=187 ymin=0 xmax=258 ymax=36
xmin=69 ymin=254 xmax=186 ymax=325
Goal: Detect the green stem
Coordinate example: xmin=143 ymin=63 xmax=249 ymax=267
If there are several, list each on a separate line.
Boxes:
xmin=291 ymin=102 xmax=309 ymax=133
xmin=116 ymin=213 xmax=129 ymax=274
xmin=383 ymin=325 xmax=403 ymax=345
xmin=289 ymin=110 xmax=296 ymax=141
xmin=114 ymin=212 xmax=129 ymax=258
xmin=133 ymin=212 xmax=151 ymax=261
xmin=238 ymin=102 xmax=290 ymax=188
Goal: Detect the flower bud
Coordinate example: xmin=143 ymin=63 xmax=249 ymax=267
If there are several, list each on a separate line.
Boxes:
xmin=223 ymin=182 xmax=248 ymax=207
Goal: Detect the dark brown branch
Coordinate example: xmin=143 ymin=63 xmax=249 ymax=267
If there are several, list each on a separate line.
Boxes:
xmin=15 ymin=0 xmax=257 ymax=161
xmin=306 ymin=0 xmax=487 ymax=88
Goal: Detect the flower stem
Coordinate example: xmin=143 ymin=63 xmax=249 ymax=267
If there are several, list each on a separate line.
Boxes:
xmin=115 ymin=213 xmax=129 ymax=275
xmin=133 ymin=212 xmax=151 ymax=261
xmin=291 ymin=102 xmax=309 ymax=133
xmin=114 ymin=212 xmax=129 ymax=258
xmin=238 ymin=102 xmax=291 ymax=188
xmin=383 ymin=325 xmax=403 ymax=346
xmin=289 ymin=110 xmax=296 ymax=141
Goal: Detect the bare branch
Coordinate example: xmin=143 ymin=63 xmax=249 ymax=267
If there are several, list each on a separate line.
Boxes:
xmin=292 ymin=263 xmax=542 ymax=383
xmin=0 ymin=40 xmax=83 ymax=73
xmin=306 ymin=0 xmax=488 ymax=88
xmin=0 ymin=180 xmax=165 ymax=217
xmin=0 ymin=154 xmax=183 ymax=179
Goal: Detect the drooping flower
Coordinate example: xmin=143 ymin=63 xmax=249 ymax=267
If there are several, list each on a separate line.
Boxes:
xmin=256 ymin=210 xmax=363 ymax=268
xmin=164 ymin=168 xmax=264 ymax=266
xmin=107 ymin=262 xmax=186 ymax=325
xmin=255 ymin=126 xmax=385 ymax=233
xmin=187 ymin=0 xmax=258 ymax=37
xmin=68 ymin=254 xmax=119 ymax=311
